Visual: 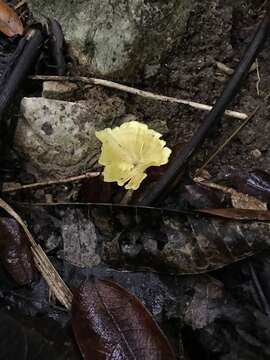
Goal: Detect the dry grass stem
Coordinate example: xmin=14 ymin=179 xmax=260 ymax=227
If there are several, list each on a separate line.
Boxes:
xmin=0 ymin=198 xmax=73 ymax=309
xmin=197 ymin=107 xmax=258 ymax=173
xmin=255 ymin=58 xmax=261 ymax=96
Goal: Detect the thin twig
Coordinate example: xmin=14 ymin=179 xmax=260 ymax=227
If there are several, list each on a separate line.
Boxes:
xmin=136 ymin=7 xmax=270 ymax=206
xmin=248 ymin=261 xmax=270 ymax=317
xmin=14 ymin=201 xmax=270 ymax=221
xmin=14 ymin=200 xmax=197 ymax=215
xmin=197 ymin=107 xmax=258 ymax=173
xmin=3 ymin=171 xmax=100 ymax=193
xmin=255 ymin=58 xmax=261 ymax=96
xmin=0 ymin=198 xmax=73 ymax=309
xmin=258 ymin=0 xmax=268 ymax=13
xmin=14 ymin=0 xmax=27 ymax=10
xmin=29 ymin=75 xmax=248 ymax=120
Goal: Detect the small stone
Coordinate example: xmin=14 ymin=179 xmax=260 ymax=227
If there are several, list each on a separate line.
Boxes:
xmin=45 ymin=194 xmax=54 ymax=203
xmin=62 ymin=210 xmax=100 ymax=268
xmin=42 ymin=81 xmax=79 ymax=100
xmin=14 ymin=91 xmax=126 ymax=179
xmin=250 ymin=149 xmax=262 ymax=159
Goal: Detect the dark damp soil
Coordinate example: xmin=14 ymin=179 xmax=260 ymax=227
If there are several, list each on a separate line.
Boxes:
xmin=2 ymin=1 xmax=270 ymax=360
xmin=128 ymin=0 xmax=270 ymax=179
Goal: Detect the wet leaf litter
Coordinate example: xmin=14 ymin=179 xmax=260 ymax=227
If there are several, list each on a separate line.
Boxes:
xmin=72 ymin=280 xmax=176 ymax=359
xmin=0 ymin=0 xmax=23 ymax=38
xmin=1 ymin=1 xmax=270 ymax=360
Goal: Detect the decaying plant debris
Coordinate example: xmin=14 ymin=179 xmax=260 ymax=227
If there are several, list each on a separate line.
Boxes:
xmin=2 ymin=1 xmax=270 ymax=359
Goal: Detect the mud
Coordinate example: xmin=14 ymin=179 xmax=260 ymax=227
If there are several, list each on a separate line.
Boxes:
xmin=127 ymin=0 xmax=270 ymax=179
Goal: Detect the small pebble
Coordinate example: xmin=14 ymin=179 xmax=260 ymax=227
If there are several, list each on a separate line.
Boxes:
xmin=45 ymin=193 xmax=54 ymax=203
xmin=250 ymin=149 xmax=262 ymax=159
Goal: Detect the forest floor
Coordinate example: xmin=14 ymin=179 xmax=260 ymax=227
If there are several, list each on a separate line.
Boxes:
xmin=2 ymin=1 xmax=270 ymax=360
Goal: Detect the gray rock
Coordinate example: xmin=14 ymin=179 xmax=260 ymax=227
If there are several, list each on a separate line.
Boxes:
xmin=28 ymin=0 xmax=194 ymax=80
xmin=14 ymin=90 xmax=126 ymax=178
xmin=61 ymin=209 xmax=101 ymax=268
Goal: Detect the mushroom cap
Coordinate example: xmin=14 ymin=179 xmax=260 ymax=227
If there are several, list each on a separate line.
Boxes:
xmin=96 ymin=121 xmax=171 ymax=190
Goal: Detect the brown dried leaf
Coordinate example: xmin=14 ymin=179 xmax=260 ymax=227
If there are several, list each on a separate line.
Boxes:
xmin=198 ymin=208 xmax=270 ymax=221
xmin=194 ymin=177 xmax=267 ymax=210
xmin=230 ymin=192 xmax=267 ymax=210
xmin=0 ymin=0 xmax=23 ymax=37
xmin=215 ymin=169 xmax=270 ymax=202
xmin=72 ymin=279 xmax=176 ymax=360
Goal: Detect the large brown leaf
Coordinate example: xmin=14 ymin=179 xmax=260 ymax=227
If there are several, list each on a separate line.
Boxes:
xmin=72 ymin=279 xmax=176 ymax=360
xmin=0 ymin=0 xmax=23 ymax=37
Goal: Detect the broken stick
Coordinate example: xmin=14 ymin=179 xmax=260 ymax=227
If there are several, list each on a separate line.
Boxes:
xmin=30 ymin=75 xmax=248 ymax=120
xmin=3 ymin=171 xmax=100 ymax=193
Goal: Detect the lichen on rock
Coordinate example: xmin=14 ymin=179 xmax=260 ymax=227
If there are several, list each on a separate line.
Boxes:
xmin=14 ymin=88 xmax=126 ymax=179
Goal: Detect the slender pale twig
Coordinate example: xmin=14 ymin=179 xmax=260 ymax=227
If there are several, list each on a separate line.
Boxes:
xmin=30 ymin=75 xmax=248 ymax=120
xmin=255 ymin=58 xmax=261 ymax=96
xmin=248 ymin=261 xmax=270 ymax=317
xmin=14 ymin=0 xmax=27 ymax=10
xmin=3 ymin=171 xmax=100 ymax=193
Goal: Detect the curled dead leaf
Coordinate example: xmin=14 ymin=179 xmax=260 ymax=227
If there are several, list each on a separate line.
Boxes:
xmin=0 ymin=0 xmax=23 ymax=37
xmin=194 ymin=177 xmax=267 ymax=210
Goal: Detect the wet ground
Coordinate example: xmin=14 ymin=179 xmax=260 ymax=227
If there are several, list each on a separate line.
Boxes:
xmin=128 ymin=0 xmax=270 ymax=178
xmin=2 ymin=1 xmax=270 ymax=359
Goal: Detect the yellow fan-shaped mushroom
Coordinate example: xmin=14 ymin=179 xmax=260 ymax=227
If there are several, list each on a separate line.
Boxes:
xmin=95 ymin=121 xmax=171 ymax=190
